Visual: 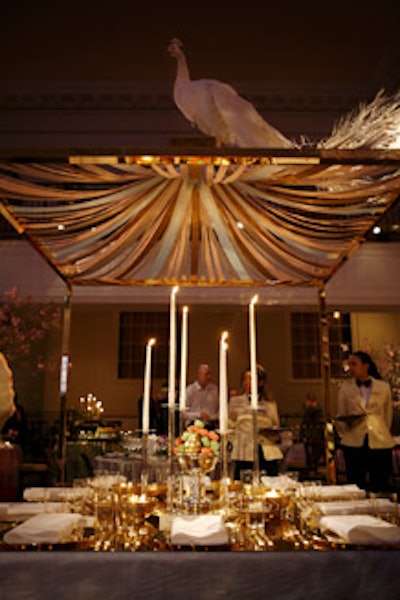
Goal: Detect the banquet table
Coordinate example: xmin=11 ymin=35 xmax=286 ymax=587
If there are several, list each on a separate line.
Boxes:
xmin=66 ymin=440 xmax=116 ymax=482
xmin=1 ymin=550 xmax=400 ymax=600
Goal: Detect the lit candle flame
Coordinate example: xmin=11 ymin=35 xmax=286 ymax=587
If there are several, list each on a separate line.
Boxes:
xmin=250 ymin=294 xmax=258 ymax=306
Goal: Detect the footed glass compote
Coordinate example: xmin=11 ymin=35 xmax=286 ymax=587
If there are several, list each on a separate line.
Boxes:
xmin=177 ymin=451 xmax=219 ymax=514
xmin=174 ymin=421 xmax=220 ymax=514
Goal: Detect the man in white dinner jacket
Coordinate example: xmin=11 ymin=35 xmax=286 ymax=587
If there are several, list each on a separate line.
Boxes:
xmin=336 ymin=350 xmax=394 ymax=493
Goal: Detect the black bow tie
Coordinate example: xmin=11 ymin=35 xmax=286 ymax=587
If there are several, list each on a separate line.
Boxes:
xmin=356 ymin=379 xmax=372 ymax=388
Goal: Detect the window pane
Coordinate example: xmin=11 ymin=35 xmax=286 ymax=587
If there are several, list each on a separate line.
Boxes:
xmin=118 ymin=312 xmax=170 ymax=379
xmin=291 ymin=311 xmax=352 ymax=379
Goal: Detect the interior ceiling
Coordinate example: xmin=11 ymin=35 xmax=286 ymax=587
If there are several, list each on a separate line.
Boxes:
xmin=1 ymin=1 xmax=399 ymax=90
xmin=0 ymin=151 xmax=399 ymax=291
xmin=1 ymin=3 xmax=399 ymax=293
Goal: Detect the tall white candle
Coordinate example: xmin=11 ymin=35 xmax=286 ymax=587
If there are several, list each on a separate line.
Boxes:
xmin=249 ymin=295 xmax=259 ymax=410
xmin=168 ymin=286 xmax=179 ymax=410
xmin=179 ymin=306 xmax=189 ymax=412
xmin=219 ymin=331 xmax=228 ymax=434
xmin=142 ymin=338 xmax=156 ymax=434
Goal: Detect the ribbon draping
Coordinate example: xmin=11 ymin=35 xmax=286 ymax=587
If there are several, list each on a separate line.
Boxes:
xmin=0 ymin=159 xmax=398 ymax=287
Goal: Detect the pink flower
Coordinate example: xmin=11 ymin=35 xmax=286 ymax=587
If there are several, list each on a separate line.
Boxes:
xmin=1 ymin=287 xmax=61 ymax=372
xmin=4 ymin=286 xmax=19 ymax=300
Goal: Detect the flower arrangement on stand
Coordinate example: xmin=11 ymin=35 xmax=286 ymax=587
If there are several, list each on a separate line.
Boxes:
xmin=0 ymin=286 xmax=62 ymax=411
xmin=379 ymin=344 xmax=400 ymax=403
xmin=0 ymin=286 xmax=61 ymax=371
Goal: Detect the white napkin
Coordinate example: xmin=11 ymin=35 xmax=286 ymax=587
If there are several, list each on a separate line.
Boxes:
xmin=23 ymin=487 xmax=50 ymax=501
xmin=3 ymin=513 xmax=86 ymax=545
xmin=0 ymin=503 xmax=12 ymax=519
xmin=1 ymin=502 xmax=69 ymax=521
xmin=315 ymin=498 xmax=393 ymax=517
xmin=261 ymin=475 xmax=301 ymax=491
xmin=23 ymin=487 xmax=92 ymax=502
xmin=170 ymin=515 xmax=229 ymax=546
xmin=302 ymin=484 xmax=366 ymax=500
xmin=319 ymin=514 xmax=400 ymax=545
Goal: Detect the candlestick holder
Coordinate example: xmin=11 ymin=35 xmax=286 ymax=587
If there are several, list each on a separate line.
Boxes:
xmin=141 ymin=431 xmax=149 ymax=487
xmin=218 ymin=430 xmax=230 ymax=509
xmin=167 ymin=406 xmax=176 ymax=470
xmin=167 ymin=405 xmax=176 ymax=512
xmin=252 ymin=408 xmax=260 ymax=484
xmin=219 ymin=431 xmax=229 ymax=480
xmin=179 ymin=409 xmax=186 ymax=437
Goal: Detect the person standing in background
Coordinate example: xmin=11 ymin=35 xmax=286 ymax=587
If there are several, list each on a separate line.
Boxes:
xmin=185 ymin=364 xmax=219 ymax=426
xmin=299 ymin=392 xmax=325 ymax=476
xmin=336 ymin=350 xmax=394 ymax=493
xmin=229 ymin=365 xmax=282 ymax=480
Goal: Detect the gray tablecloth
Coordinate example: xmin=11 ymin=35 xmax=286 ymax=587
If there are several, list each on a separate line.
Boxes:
xmin=1 ymin=551 xmax=400 ymax=600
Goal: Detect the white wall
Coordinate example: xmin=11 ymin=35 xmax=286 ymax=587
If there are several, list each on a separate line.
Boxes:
xmin=1 ymin=239 xmax=400 ymax=307
xmin=1 ymin=239 xmax=399 ymax=428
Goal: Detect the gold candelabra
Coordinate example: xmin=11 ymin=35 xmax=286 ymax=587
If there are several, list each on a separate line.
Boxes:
xmin=79 ymin=392 xmax=104 ymax=419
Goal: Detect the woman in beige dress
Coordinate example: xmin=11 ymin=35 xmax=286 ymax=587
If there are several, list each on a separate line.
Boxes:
xmin=229 ymin=366 xmax=282 ymax=480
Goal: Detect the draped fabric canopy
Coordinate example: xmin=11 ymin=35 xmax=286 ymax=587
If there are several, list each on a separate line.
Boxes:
xmin=0 ymin=152 xmax=399 ymax=289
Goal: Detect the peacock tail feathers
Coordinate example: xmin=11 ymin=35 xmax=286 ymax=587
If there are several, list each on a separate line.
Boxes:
xmin=318 ymin=88 xmax=400 ymax=150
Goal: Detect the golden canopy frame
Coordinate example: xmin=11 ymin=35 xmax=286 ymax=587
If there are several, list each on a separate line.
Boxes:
xmin=1 ymin=147 xmax=399 ymax=482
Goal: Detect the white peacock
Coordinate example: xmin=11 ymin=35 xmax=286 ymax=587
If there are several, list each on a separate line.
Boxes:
xmin=167 ymin=37 xmax=295 ymax=149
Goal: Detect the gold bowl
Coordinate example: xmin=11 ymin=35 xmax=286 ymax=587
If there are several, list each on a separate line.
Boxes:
xmin=119 ymin=493 xmax=156 ymax=526
xmin=176 ymin=452 xmax=218 ymax=474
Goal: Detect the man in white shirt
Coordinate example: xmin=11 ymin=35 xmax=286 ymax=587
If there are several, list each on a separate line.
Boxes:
xmin=185 ymin=364 xmax=219 ymax=425
xmin=0 ymin=352 xmax=16 ymax=429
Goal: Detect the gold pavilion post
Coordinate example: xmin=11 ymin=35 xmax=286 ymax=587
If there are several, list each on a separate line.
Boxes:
xmin=318 ymin=286 xmax=336 ymax=484
xmin=57 ymin=288 xmax=72 ymax=484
